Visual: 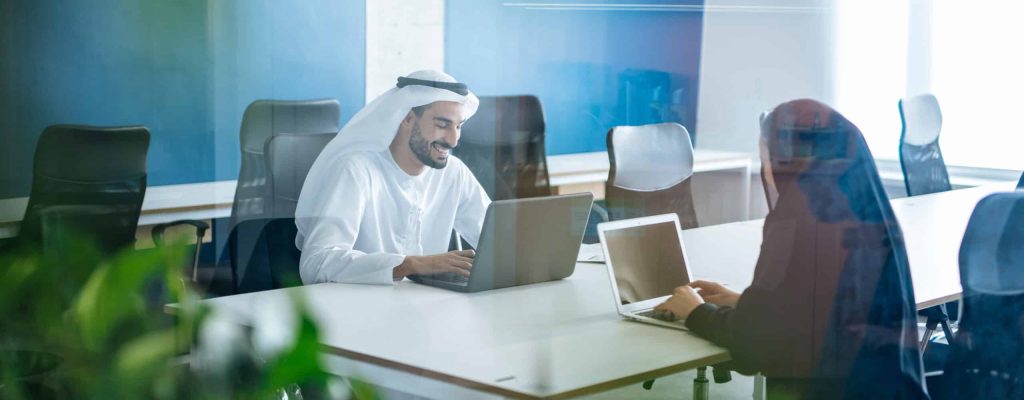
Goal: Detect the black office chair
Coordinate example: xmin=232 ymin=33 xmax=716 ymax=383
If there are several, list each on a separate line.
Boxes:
xmin=454 ymin=95 xmax=607 ymax=244
xmin=455 ymin=95 xmax=551 ymax=200
xmin=898 ymin=94 xmax=960 ymax=343
xmin=19 ymin=125 xmax=150 ymax=255
xmin=265 ymin=133 xmax=337 ymax=218
xmin=154 ymin=100 xmax=340 ymax=295
xmin=230 ymin=132 xmax=336 ymax=292
xmin=899 ymin=94 xmax=951 ymax=197
xmin=758 ymin=110 xmax=781 ymax=211
xmin=606 ymin=123 xmax=699 ymax=228
xmin=934 ymin=192 xmax=1024 ymax=399
xmin=218 ymin=99 xmax=339 ymax=293
xmin=232 ymin=98 xmax=342 ymax=225
xmin=6 ymin=125 xmax=151 ymax=391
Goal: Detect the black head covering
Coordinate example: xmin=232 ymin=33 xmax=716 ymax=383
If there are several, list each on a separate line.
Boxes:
xmin=722 ymin=100 xmax=926 ymax=398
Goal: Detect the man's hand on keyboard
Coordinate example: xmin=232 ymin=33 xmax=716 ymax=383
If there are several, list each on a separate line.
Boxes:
xmin=394 ymin=250 xmax=475 ymax=280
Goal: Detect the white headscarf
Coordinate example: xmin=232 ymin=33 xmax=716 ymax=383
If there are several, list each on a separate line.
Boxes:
xmin=316 ymin=69 xmax=479 ymax=161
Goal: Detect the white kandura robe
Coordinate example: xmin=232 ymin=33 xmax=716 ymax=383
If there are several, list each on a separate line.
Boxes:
xmin=295 ymin=149 xmax=490 ymax=285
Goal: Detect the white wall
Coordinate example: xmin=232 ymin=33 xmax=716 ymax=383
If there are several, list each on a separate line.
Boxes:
xmin=694 ymin=0 xmax=836 ymax=156
xmin=365 ymin=0 xmax=446 ymax=101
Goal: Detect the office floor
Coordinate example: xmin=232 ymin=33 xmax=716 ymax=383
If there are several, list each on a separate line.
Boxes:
xmin=368 ymin=369 xmax=757 ymax=400
xmin=582 ymin=369 xmax=756 ymax=400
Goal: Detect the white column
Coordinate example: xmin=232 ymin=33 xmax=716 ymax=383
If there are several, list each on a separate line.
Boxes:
xmin=365 ymin=0 xmax=447 ymax=101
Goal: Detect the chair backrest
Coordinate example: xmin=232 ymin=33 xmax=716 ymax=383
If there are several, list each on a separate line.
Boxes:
xmin=231 ymin=98 xmax=341 ymax=227
xmin=20 ymin=125 xmax=150 ymax=254
xmin=605 ymin=123 xmax=698 ymax=228
xmin=757 ymin=110 xmax=779 ymax=210
xmin=229 ymin=132 xmax=333 ymax=293
xmin=265 ymin=132 xmax=336 ymax=218
xmin=453 ymin=95 xmax=550 ymax=200
xmin=898 ymin=94 xmax=951 ymax=196
xmin=944 ymin=192 xmax=1024 ymax=398
xmin=229 ymin=218 xmax=302 ymax=292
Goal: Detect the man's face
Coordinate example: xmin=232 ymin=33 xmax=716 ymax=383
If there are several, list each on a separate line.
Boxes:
xmin=408 ymin=101 xmax=466 ymax=169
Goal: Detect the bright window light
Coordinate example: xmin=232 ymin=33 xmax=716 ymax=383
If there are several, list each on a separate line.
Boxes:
xmin=834 ymin=0 xmax=908 ymax=162
xmin=931 ymin=1 xmax=1024 ymax=170
xmin=835 ymin=0 xmax=1024 ymax=171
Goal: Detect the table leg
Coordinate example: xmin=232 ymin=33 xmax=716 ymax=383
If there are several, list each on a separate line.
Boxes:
xmin=752 ymin=373 xmax=765 ymax=400
xmin=694 ymin=366 xmax=709 ymax=400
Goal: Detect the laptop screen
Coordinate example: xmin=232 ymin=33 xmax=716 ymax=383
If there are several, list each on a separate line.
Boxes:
xmin=603 ymin=220 xmax=691 ymax=303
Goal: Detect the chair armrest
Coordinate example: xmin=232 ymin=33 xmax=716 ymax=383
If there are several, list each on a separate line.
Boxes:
xmin=591 ymin=203 xmax=609 ymax=222
xmin=152 ymin=219 xmax=210 ymax=247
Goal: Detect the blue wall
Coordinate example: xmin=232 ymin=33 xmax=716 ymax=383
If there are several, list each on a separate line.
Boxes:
xmin=0 ymin=0 xmax=365 ymax=198
xmin=445 ymin=0 xmax=705 ymax=155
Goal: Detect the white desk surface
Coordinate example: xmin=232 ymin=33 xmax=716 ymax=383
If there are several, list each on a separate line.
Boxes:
xmin=681 ymin=182 xmax=1020 ymax=310
xmin=194 ymin=183 xmax=1016 ymax=398
xmin=201 ymin=264 xmax=730 ymax=399
xmin=546 ymin=149 xmax=752 ymax=187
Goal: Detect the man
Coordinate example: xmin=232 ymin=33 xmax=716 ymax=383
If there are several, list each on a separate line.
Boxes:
xmin=295 ymin=70 xmax=490 ymax=284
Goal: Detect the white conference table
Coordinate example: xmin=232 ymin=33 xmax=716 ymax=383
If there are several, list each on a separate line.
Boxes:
xmin=192 ymin=182 xmax=1016 ymax=399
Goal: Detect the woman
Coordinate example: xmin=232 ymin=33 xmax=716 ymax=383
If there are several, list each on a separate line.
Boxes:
xmin=655 ymin=99 xmax=927 ymax=399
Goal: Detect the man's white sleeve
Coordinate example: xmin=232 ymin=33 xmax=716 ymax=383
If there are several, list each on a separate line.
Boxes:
xmin=453 ymin=164 xmax=491 ymax=249
xmin=296 ymin=160 xmax=404 ymax=285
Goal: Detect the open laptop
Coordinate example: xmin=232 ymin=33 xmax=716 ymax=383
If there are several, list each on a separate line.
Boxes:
xmin=409 ymin=193 xmax=593 ymax=293
xmin=598 ymin=213 xmax=693 ymax=330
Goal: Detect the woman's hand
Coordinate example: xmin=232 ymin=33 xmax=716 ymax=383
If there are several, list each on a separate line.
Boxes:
xmin=654 ymin=286 xmax=705 ymax=321
xmin=689 ymin=280 xmax=740 ymax=307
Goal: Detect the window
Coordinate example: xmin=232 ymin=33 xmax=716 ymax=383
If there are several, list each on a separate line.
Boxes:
xmin=834 ymin=0 xmax=908 ymax=162
xmin=930 ymin=1 xmax=1024 ymax=170
xmin=836 ymin=0 xmax=1024 ymax=171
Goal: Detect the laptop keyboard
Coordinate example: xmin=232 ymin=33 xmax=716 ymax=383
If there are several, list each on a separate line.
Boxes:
xmin=430 ymin=272 xmax=470 ymax=286
xmin=637 ymin=309 xmax=678 ymax=322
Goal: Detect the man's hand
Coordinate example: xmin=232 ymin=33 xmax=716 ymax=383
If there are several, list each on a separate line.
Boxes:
xmin=654 ymin=286 xmax=705 ymax=321
xmin=688 ymin=280 xmax=740 ymax=307
xmin=393 ymin=250 xmax=475 ymax=280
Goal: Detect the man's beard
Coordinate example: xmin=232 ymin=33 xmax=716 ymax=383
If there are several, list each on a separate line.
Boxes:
xmin=409 ymin=121 xmax=450 ymax=169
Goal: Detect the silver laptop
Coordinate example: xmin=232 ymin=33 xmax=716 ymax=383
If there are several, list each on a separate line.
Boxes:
xmin=409 ymin=193 xmax=593 ymax=293
xmin=598 ymin=213 xmax=693 ymax=330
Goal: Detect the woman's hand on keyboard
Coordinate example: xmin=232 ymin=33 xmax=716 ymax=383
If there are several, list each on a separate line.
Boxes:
xmin=688 ymin=280 xmax=740 ymax=307
xmin=654 ymin=286 xmax=704 ymax=321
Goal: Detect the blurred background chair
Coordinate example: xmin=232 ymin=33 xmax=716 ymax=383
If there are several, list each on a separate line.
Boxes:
xmin=455 ymin=95 xmax=551 ymax=200
xmin=758 ymin=110 xmax=779 ymax=211
xmin=18 ymin=125 xmax=151 ymax=255
xmin=225 ymin=99 xmax=340 ymax=293
xmin=899 ymin=94 xmax=961 ymax=352
xmin=605 ymin=123 xmax=699 ymax=229
xmin=4 ymin=125 xmax=151 ymax=395
xmin=899 ymin=94 xmax=951 ymax=197
xmin=931 ymin=192 xmax=1024 ymax=399
xmin=232 ymin=98 xmax=342 ymax=226
xmin=454 ymin=95 xmax=606 ymax=243
xmin=230 ymin=132 xmax=336 ymax=292
xmin=158 ymin=99 xmax=339 ymax=295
